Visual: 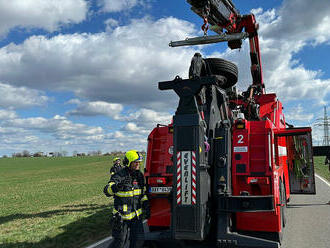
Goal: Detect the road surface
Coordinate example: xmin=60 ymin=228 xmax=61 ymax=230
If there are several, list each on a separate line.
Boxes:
xmin=281 ymin=175 xmax=330 ymax=248
xmin=87 ymin=175 xmax=330 ymax=248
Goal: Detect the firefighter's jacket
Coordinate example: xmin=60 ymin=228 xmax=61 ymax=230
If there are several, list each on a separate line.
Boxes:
xmin=106 ymin=167 xmax=148 ymax=220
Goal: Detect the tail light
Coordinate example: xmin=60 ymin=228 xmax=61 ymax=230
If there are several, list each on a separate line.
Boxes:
xmin=148 ymin=177 xmax=167 ymax=185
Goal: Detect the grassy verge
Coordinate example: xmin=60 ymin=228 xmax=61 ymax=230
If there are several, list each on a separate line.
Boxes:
xmin=314 ymin=156 xmax=330 ymax=182
xmin=0 ymin=156 xmax=116 ymax=248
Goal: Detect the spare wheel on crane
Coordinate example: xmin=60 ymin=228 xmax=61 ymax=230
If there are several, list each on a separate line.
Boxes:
xmin=204 ymin=58 xmax=238 ymax=88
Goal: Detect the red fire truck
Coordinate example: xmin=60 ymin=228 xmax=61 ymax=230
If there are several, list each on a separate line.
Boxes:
xmin=143 ymin=1 xmax=316 ymax=247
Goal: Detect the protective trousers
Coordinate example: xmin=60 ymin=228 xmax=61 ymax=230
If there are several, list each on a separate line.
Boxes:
xmin=108 ymin=215 xmax=144 ymax=248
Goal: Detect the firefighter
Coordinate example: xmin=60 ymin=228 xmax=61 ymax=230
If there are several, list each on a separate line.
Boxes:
xmin=110 ymin=157 xmax=122 ymax=175
xmin=325 ymin=153 xmax=330 ymax=172
xmin=103 ymin=150 xmax=150 ymax=248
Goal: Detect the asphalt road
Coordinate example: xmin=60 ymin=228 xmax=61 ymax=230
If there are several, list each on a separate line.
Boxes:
xmin=281 ymin=175 xmax=330 ymax=248
xmin=88 ymin=175 xmax=330 ymax=248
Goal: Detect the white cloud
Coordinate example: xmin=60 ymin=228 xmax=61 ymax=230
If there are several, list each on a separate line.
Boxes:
xmin=0 ymin=17 xmax=197 ymax=111
xmin=2 ymin=115 xmax=103 ymax=140
xmin=285 ymin=104 xmax=314 ymax=122
xmin=261 ymin=0 xmax=330 ymax=44
xmin=103 ymin=108 xmax=172 ymax=151
xmin=0 ymin=109 xmax=17 ymax=120
xmin=1 ymin=134 xmax=40 ymax=145
xmin=0 ymin=82 xmax=48 ymax=109
xmin=0 ymin=106 xmax=167 ymax=155
xmin=112 ymin=131 xmax=125 ymax=139
xmin=124 ymin=108 xmax=172 ymax=127
xmin=122 ymin=122 xmax=140 ymax=132
xmin=67 ymin=99 xmax=123 ymax=119
xmin=253 ymin=7 xmax=330 ymax=103
xmin=106 ymin=108 xmax=172 ymax=147
xmin=98 ymin=0 xmax=140 ymax=13
xmin=104 ymin=131 xmax=148 ymax=152
xmin=66 ymin=99 xmax=172 ymax=135
xmin=0 ymin=0 xmax=88 ymax=36
xmin=105 ymin=18 xmax=119 ymax=32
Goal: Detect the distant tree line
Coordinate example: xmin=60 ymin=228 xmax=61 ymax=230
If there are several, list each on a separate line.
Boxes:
xmin=3 ymin=150 xmax=145 ymax=158
xmin=11 ymin=150 xmax=68 ymax=158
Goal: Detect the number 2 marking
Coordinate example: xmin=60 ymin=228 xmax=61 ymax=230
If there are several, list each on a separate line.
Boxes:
xmin=238 ymin=135 xmax=244 ymax=144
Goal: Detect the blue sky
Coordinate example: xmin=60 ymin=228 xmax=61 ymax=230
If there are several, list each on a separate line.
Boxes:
xmin=0 ymin=0 xmax=329 ymax=156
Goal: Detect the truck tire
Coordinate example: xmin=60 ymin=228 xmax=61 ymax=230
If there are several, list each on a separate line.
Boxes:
xmin=281 ymin=180 xmax=287 ymax=228
xmin=275 ymin=180 xmax=285 ymax=244
xmin=204 ymin=58 xmax=238 ymax=88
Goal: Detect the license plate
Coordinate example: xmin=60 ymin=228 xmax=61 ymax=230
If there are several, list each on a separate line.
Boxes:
xmin=149 ymin=187 xmax=172 ymax=193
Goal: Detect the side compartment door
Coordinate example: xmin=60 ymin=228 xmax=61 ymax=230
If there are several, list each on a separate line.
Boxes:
xmin=276 ymin=127 xmax=316 ymax=194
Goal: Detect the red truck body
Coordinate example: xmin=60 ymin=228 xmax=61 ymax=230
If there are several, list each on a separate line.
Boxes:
xmin=144 ymin=93 xmax=315 ymax=240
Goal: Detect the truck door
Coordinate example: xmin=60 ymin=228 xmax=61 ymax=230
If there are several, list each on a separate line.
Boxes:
xmin=275 ymin=127 xmax=316 ymax=194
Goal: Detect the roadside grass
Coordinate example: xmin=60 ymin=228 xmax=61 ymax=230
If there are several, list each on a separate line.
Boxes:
xmin=314 ymin=156 xmax=330 ymax=182
xmin=0 ymin=156 xmax=117 ymax=248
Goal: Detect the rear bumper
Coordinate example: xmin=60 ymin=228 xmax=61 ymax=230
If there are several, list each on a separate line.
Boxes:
xmin=218 ymin=195 xmax=274 ymax=212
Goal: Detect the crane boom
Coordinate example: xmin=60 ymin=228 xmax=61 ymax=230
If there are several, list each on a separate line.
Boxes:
xmin=170 ymin=0 xmax=265 ymax=94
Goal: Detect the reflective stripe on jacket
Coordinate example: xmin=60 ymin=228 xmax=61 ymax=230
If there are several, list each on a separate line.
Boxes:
xmin=112 ymin=208 xmax=143 ymax=220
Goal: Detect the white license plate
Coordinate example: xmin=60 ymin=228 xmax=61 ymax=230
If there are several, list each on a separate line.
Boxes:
xmin=150 ymin=187 xmax=172 ymax=193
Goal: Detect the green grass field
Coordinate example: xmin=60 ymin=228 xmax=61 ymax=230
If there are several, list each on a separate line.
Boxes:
xmin=314 ymin=156 xmax=330 ymax=182
xmin=0 ymin=156 xmax=329 ymax=248
xmin=0 ymin=156 xmax=116 ymax=248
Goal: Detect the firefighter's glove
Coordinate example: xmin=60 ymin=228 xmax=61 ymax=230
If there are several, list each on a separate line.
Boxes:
xmin=103 ymin=185 xmax=111 ymax=197
xmin=110 ymin=183 xmax=119 ymax=194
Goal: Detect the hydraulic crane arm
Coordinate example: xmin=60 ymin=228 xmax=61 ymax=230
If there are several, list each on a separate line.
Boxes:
xmin=238 ymin=14 xmax=264 ymax=94
xmin=170 ymin=0 xmax=265 ymax=94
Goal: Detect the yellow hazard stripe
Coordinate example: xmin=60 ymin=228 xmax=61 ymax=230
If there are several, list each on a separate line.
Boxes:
xmin=107 ymin=182 xmax=115 ymax=195
xmin=134 ymin=189 xmax=142 ymax=195
xmin=136 ymin=208 xmax=143 ymax=217
xmin=123 ymin=204 xmax=128 ymax=212
xmin=141 ymin=195 xmax=148 ymax=201
xmin=122 ymin=212 xmax=136 ymax=220
xmin=112 ymin=208 xmax=143 ymax=220
xmin=115 ymin=189 xmax=142 ymax=197
xmin=115 ymin=191 xmax=134 ymax=197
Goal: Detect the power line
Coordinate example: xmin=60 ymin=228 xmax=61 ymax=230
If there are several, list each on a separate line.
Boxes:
xmin=314 ymin=106 xmax=329 ymax=146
